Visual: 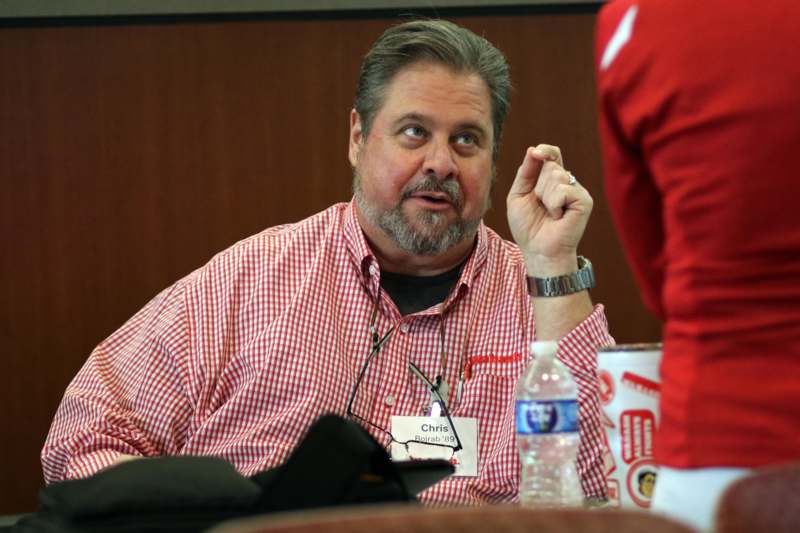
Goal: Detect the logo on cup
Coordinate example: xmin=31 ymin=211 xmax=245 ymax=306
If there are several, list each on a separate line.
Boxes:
xmin=606 ymin=479 xmax=621 ymax=508
xmin=626 ymin=458 xmax=657 ymax=508
xmin=620 ymin=409 xmax=655 ymax=464
xmin=621 ymin=371 xmax=660 ymax=397
xmin=601 ymin=426 xmax=616 ymax=476
xmin=598 ymin=369 xmax=615 ymax=405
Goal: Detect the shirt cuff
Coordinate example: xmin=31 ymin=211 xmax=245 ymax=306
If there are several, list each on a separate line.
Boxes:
xmin=65 ymin=449 xmax=131 ymax=480
xmin=557 ymin=303 xmax=614 ymax=371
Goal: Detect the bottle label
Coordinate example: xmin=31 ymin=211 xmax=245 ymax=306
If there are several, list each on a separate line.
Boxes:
xmin=515 ymin=399 xmax=579 ymax=434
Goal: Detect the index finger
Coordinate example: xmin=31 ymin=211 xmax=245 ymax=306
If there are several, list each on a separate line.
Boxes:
xmin=531 ymin=144 xmax=564 ymax=167
xmin=508 ymin=146 xmax=546 ymax=197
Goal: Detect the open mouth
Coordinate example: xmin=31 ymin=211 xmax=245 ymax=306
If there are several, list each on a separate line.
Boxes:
xmin=408 ymin=192 xmax=451 ymax=205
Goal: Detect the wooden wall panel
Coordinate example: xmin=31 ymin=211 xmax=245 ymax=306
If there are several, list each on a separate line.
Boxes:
xmin=0 ymin=12 xmax=660 ymax=513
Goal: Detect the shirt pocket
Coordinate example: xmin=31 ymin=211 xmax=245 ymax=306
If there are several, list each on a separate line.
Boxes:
xmin=449 ymin=355 xmax=526 ymax=478
xmin=452 ymin=355 xmax=528 ymax=418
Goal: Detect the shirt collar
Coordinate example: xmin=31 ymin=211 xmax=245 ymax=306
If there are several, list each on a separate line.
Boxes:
xmin=455 ymin=221 xmax=488 ymax=292
xmin=343 ymin=200 xmax=377 ymax=282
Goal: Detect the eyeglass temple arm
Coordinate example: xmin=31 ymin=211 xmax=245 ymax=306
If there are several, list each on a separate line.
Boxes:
xmin=408 ymin=361 xmax=434 ymax=388
xmin=408 ymin=362 xmax=463 ymax=452
xmin=346 ymin=326 xmax=395 ymax=416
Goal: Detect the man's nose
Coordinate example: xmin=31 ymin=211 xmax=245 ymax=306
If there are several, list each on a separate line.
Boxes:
xmin=423 ymin=138 xmax=458 ymax=180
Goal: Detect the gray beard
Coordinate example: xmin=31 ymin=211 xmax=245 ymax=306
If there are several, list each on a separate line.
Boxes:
xmin=353 ymin=174 xmax=485 ymax=256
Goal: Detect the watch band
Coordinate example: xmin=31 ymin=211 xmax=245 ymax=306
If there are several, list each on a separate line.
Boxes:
xmin=527 ymin=255 xmax=596 ymax=297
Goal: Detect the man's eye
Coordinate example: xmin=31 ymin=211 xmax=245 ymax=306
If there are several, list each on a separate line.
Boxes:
xmin=455 ymin=133 xmax=477 ymax=146
xmin=402 ymin=126 xmax=426 ymax=139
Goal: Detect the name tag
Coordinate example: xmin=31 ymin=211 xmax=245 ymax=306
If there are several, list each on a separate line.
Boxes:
xmin=390 ymin=416 xmax=478 ymax=477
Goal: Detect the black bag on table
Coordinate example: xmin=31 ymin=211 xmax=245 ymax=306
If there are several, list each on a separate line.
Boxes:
xmin=13 ymin=414 xmax=415 ymax=533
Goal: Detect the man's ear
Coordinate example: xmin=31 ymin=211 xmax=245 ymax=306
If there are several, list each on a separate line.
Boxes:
xmin=348 ymin=109 xmax=363 ymax=167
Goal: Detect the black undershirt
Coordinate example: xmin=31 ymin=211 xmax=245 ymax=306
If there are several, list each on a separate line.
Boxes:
xmin=379 ymin=261 xmax=465 ymax=316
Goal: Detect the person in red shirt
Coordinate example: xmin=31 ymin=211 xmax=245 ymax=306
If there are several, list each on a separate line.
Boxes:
xmin=596 ymin=1 xmax=800 ymax=529
xmin=43 ymin=19 xmax=612 ymax=505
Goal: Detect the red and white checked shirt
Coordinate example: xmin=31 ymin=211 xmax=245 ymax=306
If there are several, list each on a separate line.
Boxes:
xmin=42 ymin=201 xmax=613 ymax=504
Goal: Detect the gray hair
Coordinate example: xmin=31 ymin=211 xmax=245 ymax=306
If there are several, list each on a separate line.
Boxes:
xmin=354 ymin=19 xmax=511 ymax=160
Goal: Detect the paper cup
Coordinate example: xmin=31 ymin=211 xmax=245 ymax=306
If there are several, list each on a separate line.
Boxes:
xmin=597 ymin=343 xmax=661 ymax=509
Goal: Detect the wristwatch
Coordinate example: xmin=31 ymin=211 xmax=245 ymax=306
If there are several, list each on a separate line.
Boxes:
xmin=527 ymin=255 xmax=596 ymax=297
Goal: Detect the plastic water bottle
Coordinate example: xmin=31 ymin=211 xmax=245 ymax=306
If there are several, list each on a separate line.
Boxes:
xmin=515 ymin=340 xmax=583 ymax=507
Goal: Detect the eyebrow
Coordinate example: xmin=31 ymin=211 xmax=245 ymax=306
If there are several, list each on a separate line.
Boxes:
xmin=392 ymin=112 xmax=490 ymax=140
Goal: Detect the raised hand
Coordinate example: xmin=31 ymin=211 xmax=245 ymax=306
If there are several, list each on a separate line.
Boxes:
xmin=506 ymin=144 xmax=594 ymax=277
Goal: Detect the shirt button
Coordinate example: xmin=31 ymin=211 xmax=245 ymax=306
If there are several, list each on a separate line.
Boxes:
xmin=368 ymin=264 xmax=378 ymax=276
xmin=400 ymin=323 xmax=410 ymax=334
xmin=385 ymin=395 xmax=395 ymax=407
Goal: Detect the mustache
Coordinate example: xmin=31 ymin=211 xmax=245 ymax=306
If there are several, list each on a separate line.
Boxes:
xmin=400 ymin=176 xmax=463 ymax=209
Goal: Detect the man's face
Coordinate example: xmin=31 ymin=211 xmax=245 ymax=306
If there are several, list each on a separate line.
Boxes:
xmin=640 ymin=472 xmax=656 ymax=498
xmin=349 ymin=61 xmax=494 ymax=256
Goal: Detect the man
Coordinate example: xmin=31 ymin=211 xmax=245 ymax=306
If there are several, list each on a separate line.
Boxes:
xmin=43 ymin=19 xmax=612 ymax=505
xmin=596 ymin=0 xmax=800 ymax=529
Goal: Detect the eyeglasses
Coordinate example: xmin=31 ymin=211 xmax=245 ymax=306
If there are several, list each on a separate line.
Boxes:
xmin=346 ymin=325 xmax=463 ymax=461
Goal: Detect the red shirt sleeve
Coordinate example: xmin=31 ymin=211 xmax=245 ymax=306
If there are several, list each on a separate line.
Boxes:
xmin=595 ymin=0 xmax=666 ymax=319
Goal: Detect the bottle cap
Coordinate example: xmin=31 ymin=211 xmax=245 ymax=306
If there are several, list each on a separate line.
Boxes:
xmin=530 ymin=340 xmax=557 ymax=361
